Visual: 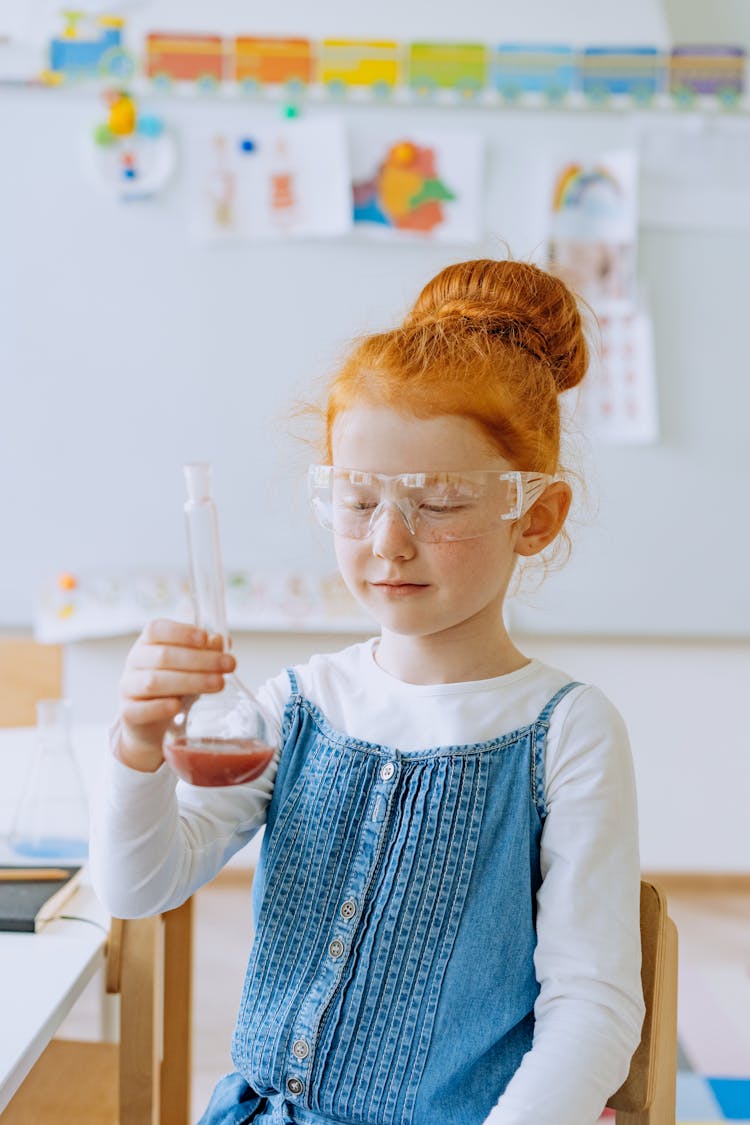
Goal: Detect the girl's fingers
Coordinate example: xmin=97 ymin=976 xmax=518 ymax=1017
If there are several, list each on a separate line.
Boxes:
xmin=135 ymin=644 xmax=235 ymax=675
xmin=122 ymin=668 xmax=225 ymax=701
xmin=120 ymin=697 xmax=182 ymax=726
xmin=141 ymin=619 xmax=209 ymax=648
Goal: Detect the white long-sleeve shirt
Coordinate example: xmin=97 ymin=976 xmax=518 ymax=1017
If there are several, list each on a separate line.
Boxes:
xmin=89 ymin=640 xmax=645 ymax=1125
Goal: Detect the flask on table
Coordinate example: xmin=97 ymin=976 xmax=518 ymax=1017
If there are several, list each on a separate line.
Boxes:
xmin=163 ymin=462 xmax=279 ymax=787
xmin=9 ymin=699 xmax=89 ymax=861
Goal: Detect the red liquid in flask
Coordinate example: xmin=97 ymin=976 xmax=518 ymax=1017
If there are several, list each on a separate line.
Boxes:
xmin=165 ymin=737 xmax=275 ymax=787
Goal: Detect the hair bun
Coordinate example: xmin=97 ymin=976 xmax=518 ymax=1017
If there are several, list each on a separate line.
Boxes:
xmin=403 ymin=259 xmax=588 ymax=394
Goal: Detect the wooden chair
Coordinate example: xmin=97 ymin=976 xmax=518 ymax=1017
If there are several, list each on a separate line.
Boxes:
xmin=1 ymin=897 xmax=193 ymax=1125
xmin=0 ymin=637 xmax=62 ymax=726
xmin=606 ymin=880 xmax=679 ymax=1124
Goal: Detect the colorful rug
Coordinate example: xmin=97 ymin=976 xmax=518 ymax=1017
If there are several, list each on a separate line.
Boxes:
xmin=673 ymin=1073 xmax=750 ymax=1121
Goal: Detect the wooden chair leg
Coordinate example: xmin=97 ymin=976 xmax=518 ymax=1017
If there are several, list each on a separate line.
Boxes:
xmin=616 ymin=917 xmax=679 ymax=1125
xmin=160 ymin=897 xmax=193 ymax=1125
xmin=119 ymin=914 xmax=161 ymax=1125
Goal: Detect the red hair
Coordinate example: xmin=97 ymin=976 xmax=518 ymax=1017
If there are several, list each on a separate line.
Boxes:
xmin=323 ymin=258 xmax=588 ymax=474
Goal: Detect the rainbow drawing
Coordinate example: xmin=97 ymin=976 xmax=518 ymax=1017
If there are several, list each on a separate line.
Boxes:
xmin=552 ymin=163 xmax=623 ymax=214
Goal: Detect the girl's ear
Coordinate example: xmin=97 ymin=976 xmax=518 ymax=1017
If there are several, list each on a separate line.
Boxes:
xmin=513 ymin=482 xmax=571 ymax=557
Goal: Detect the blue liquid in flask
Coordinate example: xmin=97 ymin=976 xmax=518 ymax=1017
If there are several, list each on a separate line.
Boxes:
xmin=9 ymin=700 xmax=89 ymax=863
xmin=11 ymin=836 xmax=88 ymax=860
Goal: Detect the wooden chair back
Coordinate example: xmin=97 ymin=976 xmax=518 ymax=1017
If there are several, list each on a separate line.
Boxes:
xmin=0 ymin=637 xmax=62 ymax=727
xmin=606 ymin=880 xmax=679 ymax=1124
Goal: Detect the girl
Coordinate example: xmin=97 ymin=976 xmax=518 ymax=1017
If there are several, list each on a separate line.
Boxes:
xmin=90 ymin=258 xmax=645 ymax=1125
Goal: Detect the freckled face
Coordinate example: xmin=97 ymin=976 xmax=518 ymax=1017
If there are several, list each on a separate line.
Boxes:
xmin=331 ymin=407 xmax=523 ymax=640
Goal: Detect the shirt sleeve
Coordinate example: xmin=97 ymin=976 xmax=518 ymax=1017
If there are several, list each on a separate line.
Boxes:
xmin=88 ymin=669 xmax=292 ymax=919
xmin=483 ymin=685 xmax=646 ymax=1125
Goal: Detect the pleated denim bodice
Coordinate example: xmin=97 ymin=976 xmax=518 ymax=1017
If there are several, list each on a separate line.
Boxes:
xmin=200 ymin=672 xmax=579 ymax=1125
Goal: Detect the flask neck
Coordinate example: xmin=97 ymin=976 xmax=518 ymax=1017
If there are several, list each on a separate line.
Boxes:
xmin=185 ymin=499 xmax=228 ymax=641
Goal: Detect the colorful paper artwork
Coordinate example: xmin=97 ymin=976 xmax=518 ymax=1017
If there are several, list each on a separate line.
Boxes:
xmin=47 ymin=11 xmax=135 ymax=83
xmin=408 ymin=42 xmax=487 ymax=100
xmin=547 ymin=150 xmax=659 ymax=443
xmin=548 ymin=151 xmax=638 ymax=304
xmin=88 ymin=88 xmax=175 ymax=201
xmin=144 ymin=31 xmax=225 ymax=89
xmin=232 ymin=37 xmax=313 ymax=94
xmin=319 ymin=39 xmax=401 ymax=98
xmin=581 ymin=46 xmax=664 ymax=104
xmin=350 ymin=129 xmax=483 ymax=243
xmin=3 ymin=8 xmax=747 ymax=109
xmin=492 ymin=44 xmax=577 ymax=103
xmin=670 ymin=44 xmax=746 ymax=105
xmin=190 ymin=116 xmax=352 ymax=243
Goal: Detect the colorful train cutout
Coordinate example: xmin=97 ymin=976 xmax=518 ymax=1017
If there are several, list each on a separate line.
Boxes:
xmin=46 ymin=12 xmax=136 ymax=82
xmin=47 ymin=25 xmax=747 ymax=107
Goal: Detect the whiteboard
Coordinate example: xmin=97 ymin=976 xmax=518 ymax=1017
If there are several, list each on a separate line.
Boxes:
xmin=2 ymin=0 xmax=749 ymax=638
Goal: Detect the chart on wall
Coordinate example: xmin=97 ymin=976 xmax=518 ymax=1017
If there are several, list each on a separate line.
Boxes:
xmin=546 ymin=149 xmax=659 ymax=444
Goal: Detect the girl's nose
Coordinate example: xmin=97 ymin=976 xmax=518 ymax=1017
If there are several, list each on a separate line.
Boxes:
xmin=370 ymin=504 xmax=417 ymax=560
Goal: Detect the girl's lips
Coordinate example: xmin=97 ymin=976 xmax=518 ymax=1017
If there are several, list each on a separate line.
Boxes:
xmin=371 ymin=582 xmax=429 ymax=596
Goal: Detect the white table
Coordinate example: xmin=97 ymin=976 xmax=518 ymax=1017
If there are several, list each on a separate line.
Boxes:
xmin=0 ymin=724 xmax=110 ymax=1112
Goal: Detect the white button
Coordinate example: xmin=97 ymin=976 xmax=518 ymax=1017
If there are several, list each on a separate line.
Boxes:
xmin=380 ymin=762 xmax=395 ymax=781
xmin=287 ymin=1077 xmax=304 ymax=1096
xmin=292 ymin=1039 xmax=309 ymax=1059
xmin=340 ymin=899 xmax=357 ymax=920
xmin=329 ymin=938 xmax=344 ymax=958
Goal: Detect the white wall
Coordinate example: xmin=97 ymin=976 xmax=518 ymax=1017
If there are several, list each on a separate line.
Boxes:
xmin=6 ymin=0 xmax=749 ymax=639
xmin=62 ymin=628 xmax=750 ymax=873
xmin=523 ymin=635 xmax=750 ymax=874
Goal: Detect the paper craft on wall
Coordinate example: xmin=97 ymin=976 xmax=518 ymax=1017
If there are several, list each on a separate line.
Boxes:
xmin=547 ymin=149 xmax=638 ymax=304
xmin=350 ymin=128 xmax=483 ymax=243
xmin=190 ymin=116 xmax=352 ymax=243
xmin=546 ymin=149 xmax=659 ymax=443
xmin=87 ymin=87 xmax=175 ymax=201
xmin=45 ymin=10 xmax=135 ymax=83
xmin=2 ymin=5 xmax=746 ymax=114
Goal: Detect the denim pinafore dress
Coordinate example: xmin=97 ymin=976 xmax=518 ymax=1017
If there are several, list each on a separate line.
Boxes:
xmin=199 ymin=672 xmax=580 ymax=1125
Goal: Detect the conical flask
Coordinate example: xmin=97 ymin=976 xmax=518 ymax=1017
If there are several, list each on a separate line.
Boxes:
xmin=9 ymin=699 xmax=89 ymax=861
xmin=163 ymin=463 xmax=279 ymax=787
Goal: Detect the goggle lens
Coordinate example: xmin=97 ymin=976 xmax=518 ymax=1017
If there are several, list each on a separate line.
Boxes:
xmin=308 ymin=467 xmax=552 ymax=543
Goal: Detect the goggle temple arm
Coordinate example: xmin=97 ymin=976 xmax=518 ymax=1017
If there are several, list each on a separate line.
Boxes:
xmin=500 ymin=472 xmax=553 ymax=520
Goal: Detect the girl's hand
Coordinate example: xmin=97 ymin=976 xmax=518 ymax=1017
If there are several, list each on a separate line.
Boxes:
xmin=115 ymin=619 xmax=236 ymax=772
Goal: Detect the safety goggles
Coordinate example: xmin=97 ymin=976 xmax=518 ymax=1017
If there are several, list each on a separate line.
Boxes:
xmin=308 ymin=465 xmax=553 ymax=543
